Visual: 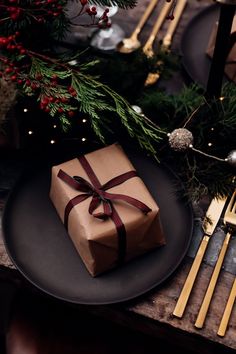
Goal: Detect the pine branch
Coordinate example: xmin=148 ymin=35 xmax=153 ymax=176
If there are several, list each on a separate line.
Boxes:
xmin=0 ymin=45 xmax=164 ymax=154
xmin=138 ymin=83 xmax=236 ymax=201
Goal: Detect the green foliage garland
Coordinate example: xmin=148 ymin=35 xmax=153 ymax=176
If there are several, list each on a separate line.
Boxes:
xmin=0 ymin=0 xmax=164 ymax=155
xmin=138 ymin=83 xmax=236 ymax=200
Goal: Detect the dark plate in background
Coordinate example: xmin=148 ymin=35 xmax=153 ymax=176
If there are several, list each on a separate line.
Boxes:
xmin=2 ymin=150 xmax=193 ymax=305
xmin=181 ymin=4 xmax=224 ymax=88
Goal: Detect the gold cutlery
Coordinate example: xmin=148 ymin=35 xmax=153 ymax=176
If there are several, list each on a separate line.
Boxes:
xmin=195 ymin=190 xmax=236 ymax=329
xmin=145 ymin=0 xmax=187 ymax=86
xmin=117 ymin=0 xmax=160 ymax=54
xmin=217 ymin=278 xmax=236 ymax=337
xmin=142 ymin=0 xmax=172 ymax=58
xmin=173 ymin=196 xmax=227 ymax=318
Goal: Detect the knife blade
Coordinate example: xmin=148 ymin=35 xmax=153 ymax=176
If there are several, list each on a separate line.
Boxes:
xmin=173 ymin=196 xmax=227 ymax=318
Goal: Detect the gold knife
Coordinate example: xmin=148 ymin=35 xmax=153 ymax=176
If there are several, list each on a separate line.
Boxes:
xmin=145 ymin=0 xmax=187 ymax=86
xmin=173 ymin=196 xmax=227 ymax=318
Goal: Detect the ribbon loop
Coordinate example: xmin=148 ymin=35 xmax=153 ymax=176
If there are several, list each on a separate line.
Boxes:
xmin=58 ymin=168 xmax=151 ymax=220
xmin=73 ymin=175 xmax=95 ymax=194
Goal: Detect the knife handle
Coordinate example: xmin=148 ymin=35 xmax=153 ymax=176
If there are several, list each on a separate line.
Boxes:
xmin=195 ymin=232 xmax=231 ymax=329
xmin=217 ymin=278 xmax=236 ymax=337
xmin=173 ymin=235 xmax=210 ymax=318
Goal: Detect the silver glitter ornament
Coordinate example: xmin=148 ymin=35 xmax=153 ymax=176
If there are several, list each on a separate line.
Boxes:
xmin=131 ymin=105 xmax=143 ymax=114
xmin=226 ymin=150 xmax=236 ymax=168
xmin=168 ymin=128 xmax=194 ymax=152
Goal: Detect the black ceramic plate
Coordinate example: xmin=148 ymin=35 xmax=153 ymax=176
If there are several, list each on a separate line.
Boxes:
xmin=2 ymin=150 xmax=193 ymax=304
xmin=181 ymin=4 xmax=226 ymax=88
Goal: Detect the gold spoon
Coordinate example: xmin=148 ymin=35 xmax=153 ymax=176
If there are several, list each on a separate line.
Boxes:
xmin=145 ymin=0 xmax=187 ymax=85
xmin=116 ymin=0 xmax=160 ymax=54
xmin=142 ymin=0 xmax=172 ymax=58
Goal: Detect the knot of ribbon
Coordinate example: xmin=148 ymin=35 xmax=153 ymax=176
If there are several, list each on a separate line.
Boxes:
xmin=57 ymin=155 xmax=152 ymax=263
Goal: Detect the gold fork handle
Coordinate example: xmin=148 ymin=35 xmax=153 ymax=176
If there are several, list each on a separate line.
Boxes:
xmin=144 ymin=0 xmax=187 ymax=85
xmin=217 ymin=278 xmax=236 ymax=337
xmin=173 ymin=235 xmax=210 ymax=318
xmin=131 ymin=0 xmax=159 ymax=39
xmin=162 ymin=0 xmax=187 ymax=48
xmin=195 ymin=232 xmax=231 ymax=329
xmin=143 ymin=0 xmax=172 ymax=55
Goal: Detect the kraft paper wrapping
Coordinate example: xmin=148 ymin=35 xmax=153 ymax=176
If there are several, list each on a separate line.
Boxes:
xmin=50 ymin=144 xmax=165 ymax=276
xmin=206 ymin=16 xmax=236 ymax=83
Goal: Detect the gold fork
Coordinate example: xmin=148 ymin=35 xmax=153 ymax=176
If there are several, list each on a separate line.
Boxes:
xmin=217 ymin=277 xmax=236 ymax=337
xmin=195 ymin=190 xmax=236 ymax=329
xmin=116 ymin=0 xmax=160 ymax=54
xmin=142 ymin=0 xmax=172 ymax=58
xmin=145 ymin=0 xmax=187 ymax=86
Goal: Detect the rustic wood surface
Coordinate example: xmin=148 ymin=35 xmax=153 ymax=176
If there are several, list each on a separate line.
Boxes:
xmin=1 ymin=0 xmax=236 ymax=352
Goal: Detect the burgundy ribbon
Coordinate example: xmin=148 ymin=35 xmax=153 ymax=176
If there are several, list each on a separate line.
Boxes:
xmin=57 ymin=155 xmax=151 ymax=263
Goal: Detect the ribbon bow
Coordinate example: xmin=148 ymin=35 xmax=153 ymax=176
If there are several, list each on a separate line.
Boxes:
xmin=57 ymin=155 xmax=152 ymax=263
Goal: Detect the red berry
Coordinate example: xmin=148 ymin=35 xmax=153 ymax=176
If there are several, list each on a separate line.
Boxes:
xmin=5 ymin=67 xmax=13 ymax=73
xmin=10 ymin=12 xmax=20 ymax=20
xmin=36 ymin=74 xmax=43 ymax=80
xmin=41 ymin=97 xmax=49 ymax=105
xmin=68 ymin=111 xmax=75 ymax=117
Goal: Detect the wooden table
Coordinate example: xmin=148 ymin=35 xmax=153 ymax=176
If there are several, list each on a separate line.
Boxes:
xmin=1 ymin=1 xmax=236 ymax=353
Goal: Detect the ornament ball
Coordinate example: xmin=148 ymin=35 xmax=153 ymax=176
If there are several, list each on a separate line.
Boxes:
xmin=226 ymin=150 xmax=236 ymax=168
xmin=168 ymin=128 xmax=193 ymax=152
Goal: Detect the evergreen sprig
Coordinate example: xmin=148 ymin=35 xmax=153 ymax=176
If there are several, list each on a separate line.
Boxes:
xmin=0 ymin=0 xmax=163 ymax=155
xmin=138 ymin=83 xmax=236 ymax=200
xmin=19 ymin=52 xmax=164 ymax=154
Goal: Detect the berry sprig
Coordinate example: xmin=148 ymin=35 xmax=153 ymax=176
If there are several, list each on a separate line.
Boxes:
xmin=166 ymin=0 xmax=177 ymax=20
xmin=0 ymin=32 xmax=78 ymax=122
xmin=70 ymin=0 xmax=111 ymax=29
xmin=0 ymin=0 xmax=65 ymax=23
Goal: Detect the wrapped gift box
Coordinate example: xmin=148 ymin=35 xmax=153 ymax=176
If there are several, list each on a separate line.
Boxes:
xmin=206 ymin=15 xmax=236 ymax=83
xmin=50 ymin=143 xmax=165 ymax=276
